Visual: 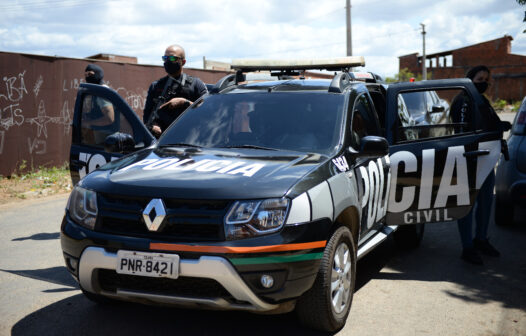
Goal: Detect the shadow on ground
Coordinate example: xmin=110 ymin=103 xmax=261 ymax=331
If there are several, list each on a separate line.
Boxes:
xmin=11 ymin=293 xmax=328 ymax=336
xmin=372 ymin=221 xmax=526 ymax=311
xmin=12 ymin=232 xmax=60 ymax=241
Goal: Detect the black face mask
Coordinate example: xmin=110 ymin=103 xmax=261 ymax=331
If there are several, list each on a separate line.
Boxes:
xmin=85 ymin=75 xmax=100 ymax=84
xmin=474 ymin=82 xmax=488 ymax=94
xmin=85 ymin=64 xmax=104 ymax=84
xmin=164 ymin=61 xmax=181 ymax=75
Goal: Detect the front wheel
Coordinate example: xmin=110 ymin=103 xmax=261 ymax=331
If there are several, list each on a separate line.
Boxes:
xmin=296 ymin=226 xmax=356 ymax=332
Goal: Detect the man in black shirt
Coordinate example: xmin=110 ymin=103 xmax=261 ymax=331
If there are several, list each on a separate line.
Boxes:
xmin=143 ymin=44 xmax=208 ymax=137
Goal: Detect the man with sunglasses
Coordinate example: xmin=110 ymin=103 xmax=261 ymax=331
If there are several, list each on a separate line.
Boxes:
xmin=143 ymin=44 xmax=207 ymax=137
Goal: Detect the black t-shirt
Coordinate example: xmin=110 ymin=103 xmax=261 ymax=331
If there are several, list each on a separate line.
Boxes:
xmin=143 ymin=74 xmax=207 ymax=130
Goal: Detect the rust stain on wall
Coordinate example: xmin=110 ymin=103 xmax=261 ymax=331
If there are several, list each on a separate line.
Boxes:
xmin=0 ymin=51 xmax=231 ymax=176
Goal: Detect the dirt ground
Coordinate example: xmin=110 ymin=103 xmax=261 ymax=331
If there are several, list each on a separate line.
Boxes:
xmin=0 ymin=173 xmax=72 ymax=205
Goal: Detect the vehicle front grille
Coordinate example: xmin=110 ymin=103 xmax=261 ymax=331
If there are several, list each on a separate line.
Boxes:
xmin=96 ymin=193 xmax=231 ymax=241
xmin=97 ymin=269 xmax=231 ymax=298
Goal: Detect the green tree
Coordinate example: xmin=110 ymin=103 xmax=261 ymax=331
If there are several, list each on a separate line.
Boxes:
xmin=385 ymin=68 xmax=431 ymax=83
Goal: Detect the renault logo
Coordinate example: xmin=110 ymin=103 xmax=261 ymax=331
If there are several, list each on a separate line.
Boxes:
xmin=143 ymin=199 xmax=166 ymax=231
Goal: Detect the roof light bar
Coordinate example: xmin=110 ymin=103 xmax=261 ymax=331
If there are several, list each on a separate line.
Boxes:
xmin=231 ymin=57 xmax=365 ymax=72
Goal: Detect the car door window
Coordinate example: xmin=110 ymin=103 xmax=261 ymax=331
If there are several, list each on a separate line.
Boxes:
xmin=351 ymin=94 xmax=380 ymax=149
xmin=80 ymin=94 xmax=134 ymax=148
xmin=396 ymin=88 xmax=471 ymax=142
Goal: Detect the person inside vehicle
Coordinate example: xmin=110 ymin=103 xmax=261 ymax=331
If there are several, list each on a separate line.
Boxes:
xmin=144 ymin=44 xmax=208 ymax=138
xmin=81 ymin=64 xmax=115 ymax=144
xmin=232 ymin=101 xmax=252 ymax=134
xmin=351 ymin=111 xmax=367 ymax=148
xmin=451 ymin=65 xmax=503 ymax=265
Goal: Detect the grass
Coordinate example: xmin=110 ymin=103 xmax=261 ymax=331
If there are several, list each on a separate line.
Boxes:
xmin=0 ymin=161 xmax=72 ymax=204
xmin=492 ymin=99 xmax=522 ymax=113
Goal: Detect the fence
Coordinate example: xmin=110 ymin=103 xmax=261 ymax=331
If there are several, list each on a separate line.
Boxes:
xmin=0 ymin=51 xmax=230 ymax=176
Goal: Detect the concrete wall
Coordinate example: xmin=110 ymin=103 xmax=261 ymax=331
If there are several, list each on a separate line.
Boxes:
xmin=0 ymin=51 xmax=231 ymax=176
xmin=398 ymin=36 xmax=526 ymax=101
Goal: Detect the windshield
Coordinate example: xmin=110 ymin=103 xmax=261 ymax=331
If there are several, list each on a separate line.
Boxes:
xmin=158 ymin=92 xmax=345 ymax=156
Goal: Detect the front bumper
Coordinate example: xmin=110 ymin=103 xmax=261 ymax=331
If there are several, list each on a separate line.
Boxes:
xmin=78 ymin=246 xmax=277 ymax=311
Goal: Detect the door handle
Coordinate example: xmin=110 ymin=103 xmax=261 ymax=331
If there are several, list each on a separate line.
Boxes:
xmin=463 ymin=150 xmax=490 ymax=159
xmin=71 ymin=159 xmax=87 ymax=167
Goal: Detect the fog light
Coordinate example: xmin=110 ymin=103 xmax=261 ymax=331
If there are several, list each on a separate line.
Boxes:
xmin=63 ymin=253 xmax=79 ymax=275
xmin=260 ymin=274 xmax=274 ymax=288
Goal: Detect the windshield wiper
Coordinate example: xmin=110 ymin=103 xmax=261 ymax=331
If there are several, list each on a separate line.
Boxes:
xmin=221 ymin=144 xmax=278 ymax=151
xmin=158 ymin=143 xmax=202 ymax=148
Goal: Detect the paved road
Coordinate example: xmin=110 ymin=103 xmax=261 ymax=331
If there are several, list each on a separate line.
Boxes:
xmin=0 ymin=193 xmax=524 ymax=336
xmin=0 ymin=112 xmax=523 ymax=336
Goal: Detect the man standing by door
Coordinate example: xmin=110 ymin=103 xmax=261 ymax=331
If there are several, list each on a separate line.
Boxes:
xmin=143 ymin=44 xmax=208 ymax=138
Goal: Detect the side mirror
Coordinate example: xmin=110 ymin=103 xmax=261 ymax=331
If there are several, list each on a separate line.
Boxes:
xmin=104 ymin=132 xmax=136 ymax=154
xmin=431 ymin=104 xmax=445 ymax=113
xmin=500 ymin=121 xmax=512 ymax=132
xmin=353 ymin=136 xmax=389 ymax=158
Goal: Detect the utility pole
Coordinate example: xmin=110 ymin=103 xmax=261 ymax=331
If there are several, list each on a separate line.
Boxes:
xmin=420 ymin=23 xmax=426 ymax=80
xmin=346 ymin=0 xmax=352 ymax=56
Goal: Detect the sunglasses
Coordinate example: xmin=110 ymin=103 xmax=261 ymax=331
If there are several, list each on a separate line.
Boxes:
xmin=162 ymin=55 xmax=182 ymax=62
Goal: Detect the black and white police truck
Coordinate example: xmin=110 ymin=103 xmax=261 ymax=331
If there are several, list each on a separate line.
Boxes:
xmin=61 ymin=57 xmax=505 ymax=332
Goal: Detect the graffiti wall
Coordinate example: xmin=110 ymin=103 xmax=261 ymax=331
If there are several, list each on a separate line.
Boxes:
xmin=0 ymin=51 xmax=231 ymax=176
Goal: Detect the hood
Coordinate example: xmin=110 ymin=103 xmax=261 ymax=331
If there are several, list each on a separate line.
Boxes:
xmin=81 ymin=147 xmax=329 ymax=199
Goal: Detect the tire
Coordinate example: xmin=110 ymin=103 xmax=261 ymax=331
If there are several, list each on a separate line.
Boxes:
xmin=495 ymin=198 xmax=514 ymax=226
xmin=296 ymin=226 xmax=356 ymax=332
xmin=393 ymin=223 xmax=425 ymax=250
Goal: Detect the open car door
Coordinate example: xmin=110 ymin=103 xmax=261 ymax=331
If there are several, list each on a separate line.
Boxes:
xmin=69 ymin=83 xmax=155 ymax=185
xmin=385 ymin=79 xmax=505 ymax=225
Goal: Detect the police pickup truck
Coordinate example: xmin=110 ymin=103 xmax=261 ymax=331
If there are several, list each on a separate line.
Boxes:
xmin=62 ymin=57 xmax=505 ymax=332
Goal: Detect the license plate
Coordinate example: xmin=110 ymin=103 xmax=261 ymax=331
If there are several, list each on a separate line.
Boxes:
xmin=116 ymin=251 xmax=179 ymax=279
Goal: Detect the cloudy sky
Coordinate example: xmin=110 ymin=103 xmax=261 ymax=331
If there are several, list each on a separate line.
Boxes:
xmin=1 ymin=0 xmax=525 ymax=78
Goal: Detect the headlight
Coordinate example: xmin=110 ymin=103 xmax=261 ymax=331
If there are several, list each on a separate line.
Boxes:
xmin=225 ymin=198 xmax=289 ymax=240
xmin=67 ymin=186 xmax=98 ymax=230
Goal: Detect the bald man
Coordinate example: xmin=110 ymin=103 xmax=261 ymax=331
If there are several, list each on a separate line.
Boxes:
xmin=143 ymin=44 xmax=207 ymax=137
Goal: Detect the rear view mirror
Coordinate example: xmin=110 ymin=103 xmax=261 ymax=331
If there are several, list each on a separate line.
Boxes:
xmin=431 ymin=104 xmax=445 ymax=113
xmin=104 ymin=132 xmax=136 ymax=154
xmin=500 ymin=121 xmax=512 ymax=132
xmin=353 ymin=136 xmax=389 ymax=158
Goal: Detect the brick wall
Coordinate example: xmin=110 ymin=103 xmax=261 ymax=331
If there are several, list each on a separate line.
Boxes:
xmin=399 ymin=35 xmax=526 ymax=101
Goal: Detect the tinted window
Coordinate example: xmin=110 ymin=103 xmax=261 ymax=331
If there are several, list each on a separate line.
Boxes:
xmin=350 ymin=94 xmax=380 ymax=149
xmin=159 ymin=92 xmax=345 ymax=155
xmin=80 ymin=94 xmax=134 ymax=148
xmin=512 ymin=99 xmax=526 ymax=135
xmin=396 ymin=88 xmax=470 ymax=142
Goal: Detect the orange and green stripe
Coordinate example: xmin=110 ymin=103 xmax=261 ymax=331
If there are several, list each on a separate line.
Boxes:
xmin=150 ymin=240 xmax=326 ymax=254
xmin=229 ymin=252 xmax=324 ymax=265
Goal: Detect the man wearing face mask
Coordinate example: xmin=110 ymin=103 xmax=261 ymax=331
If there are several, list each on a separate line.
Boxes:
xmin=143 ymin=44 xmax=208 ymax=138
xmin=451 ymin=65 xmax=502 ymax=132
xmin=450 ymin=65 xmax=505 ymax=265
xmin=85 ymin=64 xmax=106 ymax=86
xmin=82 ymin=64 xmax=114 ymax=133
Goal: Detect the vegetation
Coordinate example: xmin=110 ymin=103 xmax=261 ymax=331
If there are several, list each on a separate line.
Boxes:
xmin=491 ymin=99 xmax=522 ymax=113
xmin=0 ymin=161 xmax=71 ymax=204
xmin=385 ymin=68 xmax=432 ymax=83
